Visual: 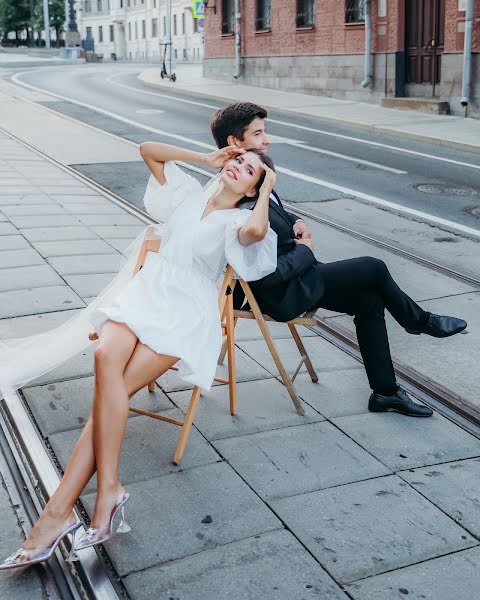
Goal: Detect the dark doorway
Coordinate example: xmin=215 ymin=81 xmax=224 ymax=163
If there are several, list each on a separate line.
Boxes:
xmin=405 ymin=0 xmax=445 ymax=95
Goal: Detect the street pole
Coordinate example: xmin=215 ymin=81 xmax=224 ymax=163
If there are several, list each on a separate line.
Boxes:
xmin=43 ymin=0 xmax=51 ymax=49
xmin=166 ymin=0 xmax=172 ymax=75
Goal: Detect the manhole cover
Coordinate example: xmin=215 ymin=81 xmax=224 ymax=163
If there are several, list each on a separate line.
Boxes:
xmin=463 ymin=206 xmax=480 ymax=219
xmin=413 ymin=183 xmax=478 ymax=196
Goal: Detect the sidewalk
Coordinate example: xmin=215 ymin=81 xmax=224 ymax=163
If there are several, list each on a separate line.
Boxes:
xmin=139 ymin=65 xmax=480 ymax=153
xmin=1 ymin=92 xmax=480 ymax=598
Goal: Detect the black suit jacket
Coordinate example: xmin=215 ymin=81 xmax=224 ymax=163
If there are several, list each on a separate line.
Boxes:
xmin=233 ymin=190 xmax=324 ymax=322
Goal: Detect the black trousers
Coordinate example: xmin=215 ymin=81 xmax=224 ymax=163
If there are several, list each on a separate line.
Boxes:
xmin=315 ymin=257 xmax=428 ymax=395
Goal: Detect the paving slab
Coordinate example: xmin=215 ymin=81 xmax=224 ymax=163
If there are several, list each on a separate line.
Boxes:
xmin=20 ymin=225 xmax=99 ymax=242
xmin=0 ymin=264 xmax=64 ymax=292
xmin=271 ymin=475 xmax=477 ymax=584
xmin=61 ymin=203 xmax=126 ymax=215
xmin=81 ymin=462 xmax=282 ymax=575
xmin=400 ymin=458 xmax=480 ymax=538
xmin=233 ymin=318 xmax=318 ymax=341
xmin=75 ymin=214 xmax=142 ymax=226
xmin=158 ymin=346 xmax=273 ymax=392
xmin=26 ymin=345 xmax=95 ymax=387
xmin=0 ymin=222 xmax=18 ymax=235
xmin=0 ymin=203 xmax=68 ymax=216
xmin=0 ymin=285 xmax=84 ymax=318
xmin=0 ymin=247 xmax=44 ymax=268
xmin=214 ymin=421 xmax=390 ymax=500
xmin=238 ymin=335 xmax=361 ymax=379
xmin=0 ymin=194 xmax=55 ymax=205
xmin=64 ymin=272 xmax=117 ymax=297
xmin=51 ymin=409 xmax=220 ymax=493
xmin=294 ymin=370 xmax=371 ymax=418
xmin=345 ymin=546 xmax=480 ymax=600
xmin=0 ymin=234 xmax=30 ymax=250
xmin=24 ymin=375 xmax=173 ymax=435
xmin=90 ymin=225 xmax=146 ymax=239
xmin=40 ymin=186 xmax=105 ymax=196
xmin=0 ymin=308 xmax=80 ymax=338
xmin=123 ymin=529 xmax=345 ymax=600
xmin=7 ymin=214 xmax=81 ymax=228
xmin=332 ymin=411 xmax=480 ymax=471
xmin=33 ymin=239 xmax=115 ymax=257
xmin=0 ymin=472 xmax=45 ymax=599
xmin=49 ymin=194 xmax=111 ymax=204
xmin=169 ymin=378 xmax=322 ymax=441
xmin=47 ymin=253 xmax=122 ymax=275
xmin=106 ymin=237 xmax=137 ymax=252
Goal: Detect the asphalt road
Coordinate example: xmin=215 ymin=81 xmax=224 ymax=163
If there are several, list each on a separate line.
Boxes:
xmin=6 ymin=63 xmax=480 ymax=235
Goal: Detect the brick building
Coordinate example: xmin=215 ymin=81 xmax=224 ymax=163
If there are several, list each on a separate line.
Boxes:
xmin=203 ymin=1 xmax=480 ymax=118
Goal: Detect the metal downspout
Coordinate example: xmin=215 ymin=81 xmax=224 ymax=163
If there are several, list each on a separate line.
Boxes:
xmin=461 ymin=0 xmax=474 ymax=108
xmin=361 ymin=0 xmax=372 ymax=88
xmin=233 ymin=0 xmax=241 ymax=79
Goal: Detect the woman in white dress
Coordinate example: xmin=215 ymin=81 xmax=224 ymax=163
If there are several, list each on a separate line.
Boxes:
xmin=0 ymin=142 xmax=277 ymax=570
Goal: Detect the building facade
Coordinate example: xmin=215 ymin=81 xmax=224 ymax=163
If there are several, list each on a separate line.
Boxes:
xmin=76 ymin=0 xmax=204 ymax=63
xmin=203 ymin=1 xmax=480 ymax=118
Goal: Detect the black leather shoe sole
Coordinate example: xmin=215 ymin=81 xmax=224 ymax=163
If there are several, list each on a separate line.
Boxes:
xmin=369 ymin=404 xmax=433 ymax=417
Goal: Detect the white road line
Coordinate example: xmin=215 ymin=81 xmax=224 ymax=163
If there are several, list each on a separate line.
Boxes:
xmin=296 ymin=143 xmax=406 ymax=174
xmin=11 ymin=72 xmax=480 ymax=239
xmin=107 ymin=72 xmax=480 ymax=171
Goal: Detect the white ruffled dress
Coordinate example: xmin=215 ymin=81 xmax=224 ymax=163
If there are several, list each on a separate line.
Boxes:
xmin=91 ymin=161 xmax=277 ymax=391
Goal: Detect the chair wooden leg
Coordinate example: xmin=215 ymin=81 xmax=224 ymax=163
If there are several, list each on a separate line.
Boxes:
xmin=147 ymin=381 xmax=156 ymax=392
xmin=219 ymin=317 xmax=238 ymax=365
xmin=173 ymin=386 xmax=202 ymax=465
xmin=240 ymin=282 xmax=305 ymax=417
xmin=288 ymin=323 xmax=319 ymax=383
xmin=226 ymin=293 xmax=237 ymax=416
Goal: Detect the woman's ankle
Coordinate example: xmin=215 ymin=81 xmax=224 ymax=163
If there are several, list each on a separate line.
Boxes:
xmin=42 ymin=504 xmax=75 ymax=522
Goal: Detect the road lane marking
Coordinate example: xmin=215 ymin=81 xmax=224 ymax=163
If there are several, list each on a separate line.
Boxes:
xmin=11 ymin=72 xmax=480 ymax=239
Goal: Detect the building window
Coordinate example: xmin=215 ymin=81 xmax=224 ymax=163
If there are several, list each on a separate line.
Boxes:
xmin=173 ymin=14 xmax=177 ymax=35
xmin=152 ymin=18 xmax=158 ymax=37
xmin=193 ymin=16 xmax=198 ymax=33
xmin=142 ymin=19 xmax=146 ymax=38
xmin=345 ymin=0 xmax=365 ymax=23
xmin=182 ymin=12 xmax=185 ymax=35
xmin=120 ymin=0 xmax=123 ymax=7
xmin=128 ymin=22 xmax=131 ymax=40
xmin=256 ymin=0 xmax=271 ymax=31
xmin=296 ymin=0 xmax=315 ymax=28
xmin=97 ymin=0 xmax=102 ymax=11
xmin=135 ymin=21 xmax=138 ymax=39
xmin=98 ymin=25 xmax=103 ymax=42
xmin=86 ymin=26 xmax=92 ymax=38
xmin=222 ymin=0 xmax=235 ymax=34
xmin=153 ymin=0 xmax=156 ymax=6
xmin=109 ymin=24 xmax=114 ymax=41
xmin=163 ymin=16 xmax=166 ymax=36
xmin=174 ymin=48 xmax=178 ymax=59
xmin=84 ymin=0 xmax=92 ymax=13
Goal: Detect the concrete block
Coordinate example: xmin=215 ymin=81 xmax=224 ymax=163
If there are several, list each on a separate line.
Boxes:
xmin=33 ymin=239 xmax=115 ymax=257
xmin=47 ymin=254 xmax=122 ymax=275
xmin=332 ymin=412 xmax=480 ymax=470
xmin=8 ymin=215 xmax=81 ymax=228
xmin=233 ymin=319 xmax=317 ymax=341
xmin=169 ymin=378 xmax=322 ymax=441
xmin=293 ymin=369 xmax=371 ymax=418
xmin=24 ymin=375 xmax=173 ymax=435
xmin=81 ymin=462 xmax=281 ymax=575
xmin=0 ymin=235 xmax=30 ymax=251
xmin=51 ymin=194 xmax=108 ymax=204
xmin=50 ymin=409 xmax=220 ymax=492
xmin=0 ymin=204 xmax=67 ymax=216
xmin=0 ymin=222 xmax=19 ymax=235
xmin=61 ymin=203 xmax=126 ymax=215
xmin=0 ymin=264 xmax=63 ymax=292
xmin=0 ymin=194 xmax=54 ymax=205
xmin=0 ymin=285 xmax=84 ymax=318
xmin=20 ymin=226 xmax=98 ymax=242
xmin=0 ymin=248 xmax=44 ymax=268
xmin=214 ymin=421 xmax=390 ymax=500
xmin=26 ymin=346 xmax=95 ymax=387
xmin=401 ymin=458 xmax=480 ymax=537
xmin=103 ymin=238 xmax=136 ymax=252
xmin=0 ymin=309 xmax=81 ymax=338
xmin=63 ymin=273 xmax=117 ymax=297
xmin=345 ymin=547 xmax=480 ymax=600
xmin=272 ymin=475 xmax=477 ymax=583
xmin=39 ymin=186 xmax=100 ymax=196
xmin=75 ymin=214 xmax=142 ymax=226
xmin=90 ymin=225 xmax=146 ymax=239
xmin=124 ymin=530 xmax=345 ymax=600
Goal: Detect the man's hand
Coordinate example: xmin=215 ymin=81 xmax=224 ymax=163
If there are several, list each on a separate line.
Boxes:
xmin=259 ymin=164 xmax=276 ymax=197
xmin=293 ymin=220 xmax=311 ymax=240
xmin=205 ymin=146 xmax=245 ymax=169
xmin=295 ymin=238 xmax=314 ymax=253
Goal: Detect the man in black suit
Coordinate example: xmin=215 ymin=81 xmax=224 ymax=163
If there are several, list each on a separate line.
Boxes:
xmin=210 ymin=103 xmax=467 ymax=417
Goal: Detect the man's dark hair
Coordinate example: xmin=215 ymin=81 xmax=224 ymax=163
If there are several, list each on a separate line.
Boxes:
xmin=236 ymin=148 xmax=275 ymax=207
xmin=211 ymin=102 xmax=268 ymax=149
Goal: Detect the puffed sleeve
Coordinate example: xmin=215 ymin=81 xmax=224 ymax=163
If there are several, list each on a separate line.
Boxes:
xmin=142 ymin=161 xmax=202 ymax=222
xmin=224 ymin=211 xmax=277 ymax=281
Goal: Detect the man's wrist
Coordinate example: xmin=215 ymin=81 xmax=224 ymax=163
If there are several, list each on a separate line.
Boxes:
xmin=293 ymin=218 xmax=305 ymax=225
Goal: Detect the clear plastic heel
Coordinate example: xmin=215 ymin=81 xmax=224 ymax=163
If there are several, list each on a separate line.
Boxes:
xmin=66 ymin=527 xmax=80 ymax=562
xmin=116 ymin=506 xmax=131 ymax=534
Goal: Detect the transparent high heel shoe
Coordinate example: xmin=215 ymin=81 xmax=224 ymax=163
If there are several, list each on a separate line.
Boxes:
xmin=74 ymin=492 xmax=130 ymax=552
xmin=0 ymin=521 xmax=81 ymax=571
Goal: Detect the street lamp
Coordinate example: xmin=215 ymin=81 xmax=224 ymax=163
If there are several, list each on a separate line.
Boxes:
xmin=65 ymin=0 xmax=81 ymax=47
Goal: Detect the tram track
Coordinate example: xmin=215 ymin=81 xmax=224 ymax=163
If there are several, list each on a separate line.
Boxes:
xmin=0 ymin=126 xmax=479 ymax=598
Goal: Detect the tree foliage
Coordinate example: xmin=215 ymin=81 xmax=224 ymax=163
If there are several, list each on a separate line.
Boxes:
xmin=0 ymin=0 xmax=66 ymax=45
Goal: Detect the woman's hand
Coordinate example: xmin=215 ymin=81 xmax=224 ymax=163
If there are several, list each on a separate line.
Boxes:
xmin=259 ymin=164 xmax=276 ymax=197
xmin=204 ymin=146 xmax=245 ymax=169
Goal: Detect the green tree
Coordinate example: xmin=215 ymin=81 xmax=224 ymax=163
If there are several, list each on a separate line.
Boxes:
xmin=0 ymin=0 xmax=32 ymax=45
xmin=33 ymin=0 xmax=66 ymax=47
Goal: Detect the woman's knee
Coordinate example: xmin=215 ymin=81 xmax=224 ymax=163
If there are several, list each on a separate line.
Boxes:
xmin=94 ymin=343 xmax=122 ymax=372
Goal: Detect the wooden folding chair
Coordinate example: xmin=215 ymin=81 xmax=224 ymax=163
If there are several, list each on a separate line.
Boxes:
xmin=88 ymin=226 xmax=237 ymax=465
xmin=218 ymin=273 xmax=319 ymax=418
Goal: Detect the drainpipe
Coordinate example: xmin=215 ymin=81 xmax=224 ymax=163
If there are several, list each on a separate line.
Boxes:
xmin=361 ymin=0 xmax=372 ymax=87
xmin=461 ymin=0 xmax=474 ymax=107
xmin=233 ymin=0 xmax=241 ymax=79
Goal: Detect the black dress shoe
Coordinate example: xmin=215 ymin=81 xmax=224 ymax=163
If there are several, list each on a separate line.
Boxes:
xmin=406 ymin=313 xmax=467 ymax=338
xmin=369 ymin=388 xmax=433 ymax=417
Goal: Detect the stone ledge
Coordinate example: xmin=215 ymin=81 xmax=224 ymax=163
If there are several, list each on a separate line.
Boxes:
xmin=381 ymin=97 xmax=450 ymax=115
